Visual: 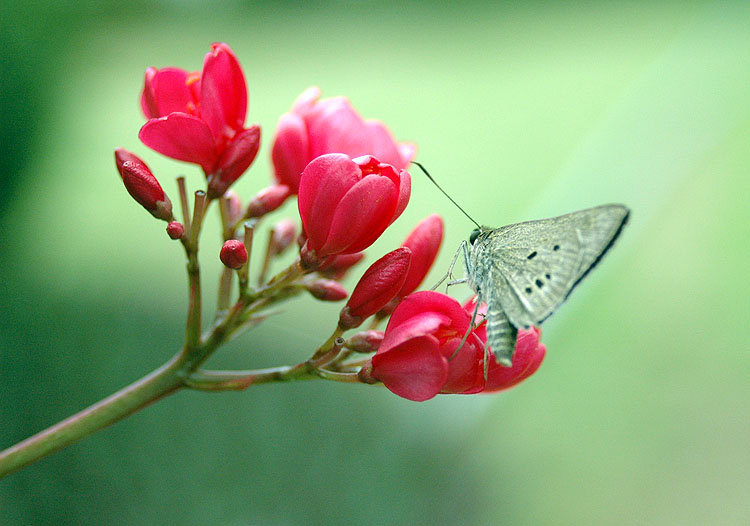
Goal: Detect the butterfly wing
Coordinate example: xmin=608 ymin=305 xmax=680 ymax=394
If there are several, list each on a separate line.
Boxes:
xmin=488 ymin=204 xmax=629 ymax=327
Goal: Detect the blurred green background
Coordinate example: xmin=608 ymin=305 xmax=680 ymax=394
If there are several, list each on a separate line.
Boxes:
xmin=1 ymin=1 xmax=748 ymax=524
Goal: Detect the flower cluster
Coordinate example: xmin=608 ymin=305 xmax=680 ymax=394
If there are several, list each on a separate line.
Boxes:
xmin=113 ymin=42 xmax=545 ymax=402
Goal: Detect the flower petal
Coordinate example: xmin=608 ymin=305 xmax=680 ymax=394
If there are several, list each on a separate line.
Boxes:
xmin=140 ymin=67 xmax=195 ymax=119
xmin=398 ymin=214 xmax=444 ymax=297
xmin=484 ymin=328 xmax=546 ymax=392
xmin=200 ymin=43 xmax=247 ymax=143
xmin=208 ymin=125 xmax=260 ymax=198
xmin=440 ymin=335 xmax=486 ymax=394
xmin=271 ymin=112 xmax=310 ymax=193
xmin=371 ymin=336 xmax=448 ymax=402
xmin=139 ymin=113 xmax=218 ymax=171
xmin=318 ymin=174 xmax=398 ymax=256
xmin=298 ymin=154 xmax=362 ymax=252
xmin=364 ymin=120 xmax=410 ymax=169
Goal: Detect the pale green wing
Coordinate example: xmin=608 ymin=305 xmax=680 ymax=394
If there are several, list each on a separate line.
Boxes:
xmin=489 ymin=204 xmax=629 ymax=326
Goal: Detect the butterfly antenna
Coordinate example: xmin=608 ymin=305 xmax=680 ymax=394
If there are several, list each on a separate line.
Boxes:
xmin=411 ymin=161 xmax=481 ymax=229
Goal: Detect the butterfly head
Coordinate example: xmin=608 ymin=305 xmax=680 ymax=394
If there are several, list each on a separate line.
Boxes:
xmin=469 ymin=226 xmax=494 ymax=245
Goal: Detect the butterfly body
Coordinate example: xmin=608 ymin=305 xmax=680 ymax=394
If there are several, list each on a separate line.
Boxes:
xmin=465 ymin=204 xmax=630 ymax=366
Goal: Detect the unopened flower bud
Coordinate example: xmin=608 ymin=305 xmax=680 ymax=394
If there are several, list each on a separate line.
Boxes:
xmin=306 ymin=279 xmax=348 ymax=301
xmin=348 ymin=330 xmax=384 ymax=353
xmin=114 ymin=148 xmax=173 ymax=221
xmin=245 ymin=185 xmax=292 ymax=218
xmin=220 ymin=239 xmax=248 ymax=269
xmin=272 ymin=219 xmax=297 ymax=254
xmin=166 ymin=221 xmax=185 ymax=240
xmin=224 ymin=191 xmax=244 ymax=224
xmin=339 ymin=247 xmax=411 ymax=330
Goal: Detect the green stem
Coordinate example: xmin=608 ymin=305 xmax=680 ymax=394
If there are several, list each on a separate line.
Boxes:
xmin=0 ymin=352 xmax=186 ymax=479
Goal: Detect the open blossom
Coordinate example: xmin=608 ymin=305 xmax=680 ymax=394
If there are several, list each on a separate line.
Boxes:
xmin=139 ymin=43 xmax=260 ymax=198
xmin=298 ymin=154 xmax=410 ymax=264
xmin=272 ymin=86 xmax=415 ymax=194
xmin=369 ymin=291 xmax=545 ymax=401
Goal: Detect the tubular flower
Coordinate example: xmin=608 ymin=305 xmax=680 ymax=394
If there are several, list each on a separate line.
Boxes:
xmin=298 ymin=154 xmax=411 ymax=264
xmin=114 ymin=148 xmax=173 ymax=221
xmin=369 ymin=291 xmax=545 ymax=401
xmin=339 ymin=247 xmax=412 ymax=329
xmin=271 ymin=86 xmax=416 ymax=194
xmin=138 ymin=43 xmax=260 ymax=197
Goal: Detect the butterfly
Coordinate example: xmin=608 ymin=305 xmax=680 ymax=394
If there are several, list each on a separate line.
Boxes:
xmin=447 ymin=204 xmax=630 ymax=366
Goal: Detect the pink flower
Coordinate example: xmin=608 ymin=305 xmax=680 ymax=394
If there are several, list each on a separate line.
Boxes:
xmin=138 ymin=43 xmax=260 ymax=198
xmin=114 ymin=148 xmax=173 ymax=221
xmin=298 ymin=154 xmax=410 ymax=264
xmin=339 ymin=247 xmax=412 ymax=329
xmin=271 ymin=87 xmax=416 ymax=194
xmin=369 ymin=291 xmax=546 ymax=401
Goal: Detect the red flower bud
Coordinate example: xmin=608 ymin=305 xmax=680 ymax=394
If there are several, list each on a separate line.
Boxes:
xmin=339 ymin=247 xmax=411 ymax=330
xmin=306 ymin=279 xmax=348 ymax=301
xmin=271 ymin=86 xmax=415 ymax=194
xmin=220 ymin=239 xmax=248 ymax=269
xmin=379 ymin=214 xmax=444 ymax=316
xmin=348 ymin=330 xmax=384 ymax=353
xmin=114 ymin=148 xmax=173 ymax=221
xmin=207 ymin=125 xmax=261 ymax=198
xmin=245 ymin=185 xmax=292 ymax=218
xmin=298 ymin=154 xmax=411 ymax=263
xmin=223 ymin=191 xmax=244 ymax=224
xmin=272 ymin=219 xmax=297 ymax=254
xmin=166 ymin=221 xmax=185 ymax=240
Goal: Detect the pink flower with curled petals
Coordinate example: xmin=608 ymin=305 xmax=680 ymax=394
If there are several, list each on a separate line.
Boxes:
xmin=369 ymin=291 xmax=546 ymax=401
xmin=138 ymin=43 xmax=260 ymax=198
xmin=371 ymin=291 xmax=485 ymax=401
xmin=272 ymin=87 xmax=415 ymax=194
xmin=298 ymin=154 xmax=410 ymax=265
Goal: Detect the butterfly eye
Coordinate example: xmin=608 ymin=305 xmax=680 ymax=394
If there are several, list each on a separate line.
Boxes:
xmin=469 ymin=228 xmax=480 ymax=245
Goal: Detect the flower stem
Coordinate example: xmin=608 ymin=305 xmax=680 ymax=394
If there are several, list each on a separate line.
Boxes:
xmin=0 ymin=352 xmax=186 ymax=479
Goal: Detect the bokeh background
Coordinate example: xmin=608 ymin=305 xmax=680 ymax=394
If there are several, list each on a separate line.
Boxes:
xmin=1 ymin=1 xmax=748 ymax=524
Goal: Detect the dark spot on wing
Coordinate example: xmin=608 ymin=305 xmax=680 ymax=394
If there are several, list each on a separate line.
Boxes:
xmin=525 ymin=287 xmax=532 ymax=294
xmin=545 ymin=273 xmax=551 ymax=279
xmin=553 ymin=244 xmax=560 ymax=251
xmin=535 ymin=279 xmax=543 ymax=288
xmin=527 ymin=251 xmax=537 ymax=260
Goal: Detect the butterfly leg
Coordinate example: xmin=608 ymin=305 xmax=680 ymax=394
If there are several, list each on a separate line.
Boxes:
xmin=448 ymin=295 xmax=481 ymax=361
xmin=431 ymin=240 xmax=470 ymax=291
